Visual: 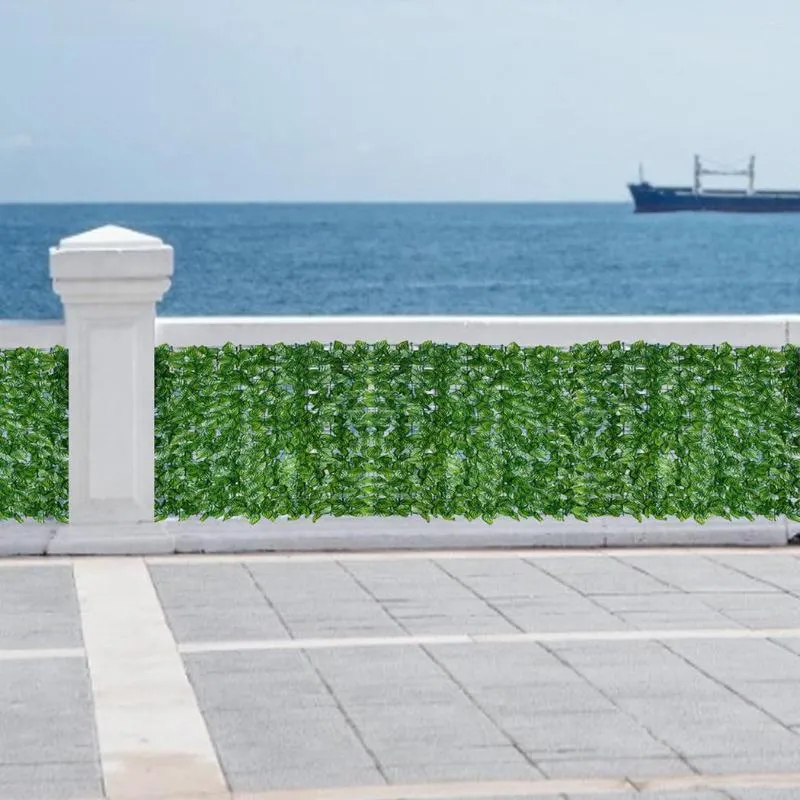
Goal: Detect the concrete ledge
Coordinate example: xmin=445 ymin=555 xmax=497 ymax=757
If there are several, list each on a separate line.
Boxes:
xmin=0 ymin=523 xmax=55 ymax=556
xmin=48 ymin=522 xmax=175 ymax=555
xmin=167 ymin=514 xmax=790 ymax=553
xmin=0 ymin=516 xmax=790 ymax=556
xmin=157 ymin=314 xmax=799 ymax=348
xmin=0 ymin=319 xmax=65 ymax=349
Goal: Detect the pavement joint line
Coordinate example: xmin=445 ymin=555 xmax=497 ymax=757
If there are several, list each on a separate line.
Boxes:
xmin=697 ymin=551 xmax=786 ymax=593
xmin=0 ymin=547 xmax=797 ymax=568
xmin=0 ymin=647 xmax=85 ymax=661
xmin=535 ymin=630 xmax=696 ymax=778
xmin=432 ymin=558 xmax=527 ymax=633
xmin=177 ymin=625 xmax=800 ymax=654
xmin=74 ymin=559 xmax=229 ymax=800
xmin=145 ymin=546 xmax=800 ymax=565
xmin=229 ymin=770 xmax=800 ymax=798
xmin=705 ymin=551 xmax=800 ymax=600
xmin=419 ymin=642 xmax=549 ymax=777
xmin=657 ymin=636 xmax=800 ymax=739
xmin=242 ymin=561 xmax=392 ymax=784
xmin=336 ymin=559 xmax=545 ymax=779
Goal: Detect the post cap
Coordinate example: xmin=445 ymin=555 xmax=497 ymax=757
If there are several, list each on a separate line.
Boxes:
xmin=49 ymin=225 xmax=174 ymax=303
xmin=54 ymin=224 xmax=166 ymax=252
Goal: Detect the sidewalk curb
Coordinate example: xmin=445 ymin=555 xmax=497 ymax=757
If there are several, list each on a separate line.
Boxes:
xmin=0 ymin=515 xmax=791 ymax=556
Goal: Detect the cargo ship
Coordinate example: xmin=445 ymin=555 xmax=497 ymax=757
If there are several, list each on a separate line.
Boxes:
xmin=628 ymin=156 xmax=800 ymax=213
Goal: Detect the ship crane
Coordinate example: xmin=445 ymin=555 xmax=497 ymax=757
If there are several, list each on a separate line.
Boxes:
xmin=693 ymin=155 xmax=755 ymax=195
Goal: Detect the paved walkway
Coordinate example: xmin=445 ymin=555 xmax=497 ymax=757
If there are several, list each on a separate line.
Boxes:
xmin=6 ymin=548 xmax=800 ymax=799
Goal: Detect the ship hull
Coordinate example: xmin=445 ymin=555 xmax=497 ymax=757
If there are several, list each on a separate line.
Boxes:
xmin=628 ymin=183 xmax=800 ymax=213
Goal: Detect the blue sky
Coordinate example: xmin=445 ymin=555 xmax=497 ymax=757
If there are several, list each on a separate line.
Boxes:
xmin=1 ymin=0 xmax=797 ymax=202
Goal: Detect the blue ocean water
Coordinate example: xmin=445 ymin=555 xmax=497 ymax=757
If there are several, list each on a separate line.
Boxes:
xmin=1 ymin=203 xmax=800 ymax=319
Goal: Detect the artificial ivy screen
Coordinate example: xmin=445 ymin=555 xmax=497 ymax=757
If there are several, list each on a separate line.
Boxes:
xmin=153 ymin=341 xmax=800 ymax=524
xmin=0 ymin=347 xmax=68 ymax=522
xmin=0 ymin=341 xmax=796 ymax=524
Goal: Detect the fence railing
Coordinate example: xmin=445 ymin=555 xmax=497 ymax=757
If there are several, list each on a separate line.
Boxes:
xmin=0 ymin=224 xmax=798 ymax=552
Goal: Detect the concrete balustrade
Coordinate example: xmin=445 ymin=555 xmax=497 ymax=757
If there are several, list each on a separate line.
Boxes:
xmin=0 ymin=224 xmax=796 ymax=554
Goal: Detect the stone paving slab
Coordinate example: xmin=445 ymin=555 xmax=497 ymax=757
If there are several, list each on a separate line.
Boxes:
xmin=616 ymin=555 xmax=780 ymax=594
xmin=695 ymin=592 xmax=800 ymax=629
xmin=149 ymin=552 xmax=800 ymax=794
xmin=6 ymin=550 xmax=800 ymax=798
xmin=184 ymin=650 xmax=384 ymax=792
xmin=148 ymin=552 xmax=800 ymax=642
xmin=248 ymin=562 xmax=407 ymax=639
xmin=149 ymin=563 xmax=270 ymax=608
xmin=328 ymin=559 xmax=522 ymax=636
xmin=708 ymin=554 xmax=800 ymax=593
xmin=587 ymin=592 xmax=744 ymax=631
xmin=0 ymin=763 xmax=103 ymax=800
xmin=0 ymin=566 xmax=82 ymax=649
xmin=186 ymin=631 xmax=800 ymax=792
xmin=527 ymin=555 xmax=680 ymax=596
xmin=0 ymin=658 xmax=102 ymax=799
xmin=149 ymin=563 xmax=291 ymax=642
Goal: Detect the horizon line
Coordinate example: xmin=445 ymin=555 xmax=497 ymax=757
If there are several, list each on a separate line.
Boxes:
xmin=0 ymin=199 xmax=633 ymax=206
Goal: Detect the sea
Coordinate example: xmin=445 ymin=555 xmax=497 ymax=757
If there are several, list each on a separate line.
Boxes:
xmin=2 ymin=202 xmax=800 ymax=319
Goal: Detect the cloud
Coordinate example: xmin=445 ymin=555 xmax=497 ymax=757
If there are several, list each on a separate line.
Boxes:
xmin=0 ymin=133 xmax=34 ymax=152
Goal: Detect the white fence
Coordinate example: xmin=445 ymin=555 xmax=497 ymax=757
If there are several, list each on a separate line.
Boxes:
xmin=0 ymin=224 xmax=795 ymax=554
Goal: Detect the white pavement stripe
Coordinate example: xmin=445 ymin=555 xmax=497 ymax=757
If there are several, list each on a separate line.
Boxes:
xmin=235 ymin=778 xmax=633 ymax=799
xmin=0 ymin=648 xmax=84 ymax=661
xmin=232 ymin=770 xmax=800 ymax=799
xmin=178 ymin=625 xmax=800 ymax=655
xmin=642 ymin=770 xmax=800 ymax=790
xmin=74 ymin=560 xmax=228 ymax=800
xmin=180 ymin=634 xmax=473 ymax=654
xmin=475 ymin=627 xmax=800 ymax=643
xmin=147 ymin=546 xmax=800 ymax=565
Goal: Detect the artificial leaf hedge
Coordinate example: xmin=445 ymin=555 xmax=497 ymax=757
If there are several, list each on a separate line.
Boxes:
xmin=1 ymin=342 xmax=798 ymax=523
xmin=152 ymin=341 xmax=800 ymax=524
xmin=0 ymin=347 xmax=68 ymax=521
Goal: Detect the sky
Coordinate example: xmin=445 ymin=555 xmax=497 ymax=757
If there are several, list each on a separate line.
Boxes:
xmin=1 ymin=0 xmax=799 ymax=202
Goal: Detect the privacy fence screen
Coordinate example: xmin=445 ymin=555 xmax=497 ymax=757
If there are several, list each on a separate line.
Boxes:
xmin=151 ymin=341 xmax=800 ymax=525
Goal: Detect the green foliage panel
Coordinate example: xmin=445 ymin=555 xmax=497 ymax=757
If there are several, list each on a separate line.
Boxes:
xmin=0 ymin=348 xmax=68 ymax=521
xmin=154 ymin=342 xmax=800 ymax=524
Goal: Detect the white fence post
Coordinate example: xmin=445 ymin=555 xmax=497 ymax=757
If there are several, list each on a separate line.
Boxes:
xmin=48 ymin=225 xmax=174 ymax=553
